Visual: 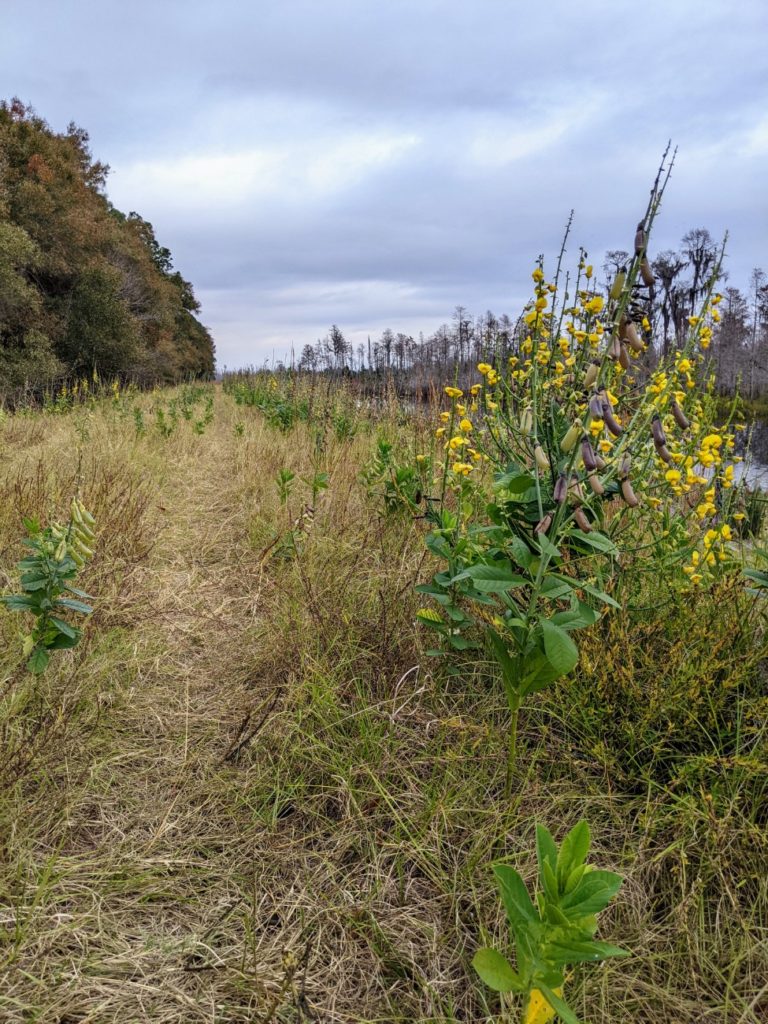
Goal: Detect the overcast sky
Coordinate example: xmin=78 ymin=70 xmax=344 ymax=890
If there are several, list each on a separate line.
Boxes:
xmin=2 ymin=0 xmax=767 ymax=367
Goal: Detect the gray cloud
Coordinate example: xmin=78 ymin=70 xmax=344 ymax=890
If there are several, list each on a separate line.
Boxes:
xmin=2 ymin=0 xmax=766 ymax=365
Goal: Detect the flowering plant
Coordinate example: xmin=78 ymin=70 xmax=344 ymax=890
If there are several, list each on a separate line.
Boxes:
xmin=417 ymin=169 xmax=746 ymax=785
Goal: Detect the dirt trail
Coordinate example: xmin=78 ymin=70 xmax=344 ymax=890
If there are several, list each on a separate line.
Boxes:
xmin=7 ymin=414 xmax=280 ymax=1021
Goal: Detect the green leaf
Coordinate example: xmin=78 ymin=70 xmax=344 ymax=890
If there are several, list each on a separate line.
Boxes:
xmin=536 ymin=534 xmax=562 ymax=560
xmin=486 ymin=626 xmax=519 ymax=693
xmin=49 ymin=617 xmax=78 ymax=639
xmin=492 ymin=864 xmax=538 ymax=928
xmin=557 ymin=820 xmax=591 ymax=886
xmin=508 ymin=536 xmax=534 ymax=570
xmin=538 ymin=985 xmax=581 ymax=1024
xmin=540 ymin=619 xmax=579 ymax=677
xmin=1 ymin=594 xmax=39 ymax=611
xmin=471 ymin=948 xmax=524 ymax=993
xmin=455 ymin=564 xmax=527 ymax=593
xmin=27 ymin=647 xmax=50 ymax=674
xmin=568 ymin=530 xmax=618 ymax=555
xmin=55 ymin=598 xmax=93 ymax=615
xmin=561 ymin=870 xmax=623 ymax=916
xmin=544 ymin=939 xmax=631 ymax=965
xmin=495 ymin=471 xmax=536 ymax=494
xmin=556 ymin=576 xmax=620 ymax=610
xmin=536 ymin=824 xmax=558 ymax=877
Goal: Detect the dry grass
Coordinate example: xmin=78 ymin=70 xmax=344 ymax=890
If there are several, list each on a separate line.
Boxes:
xmin=0 ymin=385 xmax=766 ymax=1022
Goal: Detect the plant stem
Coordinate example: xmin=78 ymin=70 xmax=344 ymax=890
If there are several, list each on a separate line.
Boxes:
xmin=505 ymin=692 xmax=520 ymax=798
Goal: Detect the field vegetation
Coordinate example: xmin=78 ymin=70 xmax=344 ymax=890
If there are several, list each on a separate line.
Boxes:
xmin=0 ymin=344 xmax=765 ymax=1022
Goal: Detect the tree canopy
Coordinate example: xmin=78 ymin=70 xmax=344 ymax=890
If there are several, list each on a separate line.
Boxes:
xmin=0 ymin=99 xmax=214 ymax=394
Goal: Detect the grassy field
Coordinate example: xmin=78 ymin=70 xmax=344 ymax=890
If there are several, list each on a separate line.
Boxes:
xmin=0 ymin=381 xmax=766 ymax=1023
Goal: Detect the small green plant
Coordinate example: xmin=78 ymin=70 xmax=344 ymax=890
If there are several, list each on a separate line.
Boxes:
xmin=132 ymin=406 xmax=145 ymax=438
xmin=473 ymin=820 xmax=628 ymax=1023
xmin=1 ymin=498 xmax=97 ymax=674
xmin=363 ymin=436 xmax=429 ymax=513
xmin=234 ymin=421 xmax=245 ymax=437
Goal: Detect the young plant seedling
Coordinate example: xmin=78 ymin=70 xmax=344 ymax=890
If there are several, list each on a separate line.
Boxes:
xmin=473 ymin=820 xmax=629 ymax=1023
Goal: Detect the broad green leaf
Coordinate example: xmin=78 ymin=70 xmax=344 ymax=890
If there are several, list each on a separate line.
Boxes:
xmin=569 ymin=530 xmax=618 ymax=555
xmin=540 ymin=619 xmax=579 ymax=677
xmin=509 ymin=535 xmax=534 ymax=570
xmin=49 ymin=617 xmax=78 ymax=639
xmin=494 ymin=471 xmax=536 ymax=495
xmin=492 ymin=864 xmax=538 ymax=928
xmin=486 ymin=626 xmax=519 ymax=693
xmin=455 ymin=564 xmax=527 ymax=592
xmin=544 ymin=939 xmax=630 ymax=965
xmin=472 ymin=948 xmax=524 ymax=992
xmin=27 ymin=647 xmax=50 ymax=674
xmin=561 ymin=870 xmax=623 ymax=916
xmin=557 ymin=820 xmax=591 ymax=886
xmin=536 ymin=824 xmax=558 ymax=877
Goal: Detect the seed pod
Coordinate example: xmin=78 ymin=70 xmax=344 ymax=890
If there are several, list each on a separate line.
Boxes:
xmin=589 ymin=393 xmax=604 ymax=419
xmin=618 ymin=342 xmax=630 ymax=370
xmin=568 ymin=478 xmax=584 ymax=505
xmin=634 ymin=221 xmax=647 ymax=255
xmin=609 ymin=268 xmax=627 ymax=301
xmin=71 ymin=499 xmax=84 ymax=526
xmin=583 ymin=360 xmax=600 ymax=389
xmin=587 ymin=472 xmax=605 ymax=496
xmin=51 ymin=524 xmax=66 ymax=541
xmin=609 ymin=335 xmax=622 ymax=362
xmin=639 ymin=256 xmax=655 ymax=287
xmin=77 ymin=501 xmax=96 ymax=527
xmin=602 ymin=401 xmax=623 ymax=437
xmin=595 ymin=453 xmax=607 ymax=471
xmin=534 ymin=444 xmax=550 ymax=471
xmin=581 ymin=437 xmax=598 ymax=472
xmin=535 ymin=513 xmax=553 ymax=535
xmin=573 ymin=507 xmax=592 ymax=532
xmin=623 ymin=321 xmax=644 ymax=352
xmin=70 ymin=548 xmax=85 ymax=567
xmin=651 ymin=415 xmax=667 ymax=448
xmin=620 ymin=476 xmax=640 ymax=507
xmin=619 ymin=453 xmax=632 ymax=477
xmin=521 ymin=406 xmax=533 ymax=435
xmin=671 ymin=400 xmax=690 ymax=430
xmin=74 ymin=522 xmax=95 ymax=543
xmin=656 ymin=443 xmax=672 ymax=464
xmin=54 ymin=539 xmax=67 ymax=562
xmin=553 ymin=474 xmax=568 ymax=504
xmin=560 ymin=419 xmax=582 ymax=453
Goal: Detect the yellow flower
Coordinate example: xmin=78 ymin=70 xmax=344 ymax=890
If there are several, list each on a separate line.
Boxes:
xmin=532 ymin=267 xmax=544 ymax=282
xmin=701 ymin=433 xmax=723 ymax=448
xmin=687 ymin=316 xmax=700 ymax=326
xmin=451 ymin=461 xmax=473 ymax=475
xmin=597 ymin=438 xmax=613 ymax=453
xmin=720 ymin=524 xmax=732 ymax=541
xmin=440 ymin=411 xmax=450 ymax=422
xmin=477 ymin=363 xmax=492 ymax=375
xmin=459 ymin=418 xmax=473 ymax=433
xmin=584 ymin=295 xmax=604 ymax=315
xmin=589 ymin=418 xmax=604 ymax=437
xmin=435 ymin=427 xmax=446 ymax=438
xmin=415 ymin=454 xmax=426 ymax=463
xmin=486 ymin=369 xmax=499 ymax=385
xmin=470 ymin=384 xmax=482 ymax=395
xmin=444 ymin=386 xmax=463 ymax=399
xmin=733 ymin=512 xmax=746 ymax=521
xmin=449 ymin=435 xmax=468 ymax=450
xmin=665 ymin=469 xmax=682 ymax=485
xmin=585 ymin=264 xmax=594 ymax=279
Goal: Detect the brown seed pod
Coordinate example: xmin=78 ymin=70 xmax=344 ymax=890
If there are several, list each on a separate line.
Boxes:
xmin=639 ymin=256 xmax=655 ymax=287
xmin=535 ymin=513 xmax=553 ymax=534
xmin=584 ymin=360 xmax=600 ymax=389
xmin=568 ymin=478 xmax=584 ymax=505
xmin=553 ymin=474 xmax=568 ymax=504
xmin=623 ymin=321 xmax=645 ymax=352
xmin=620 ymin=476 xmax=640 ymax=508
xmin=619 ymin=453 xmax=632 ymax=477
xmin=595 ymin=453 xmax=607 ymax=471
xmin=573 ymin=507 xmax=592 ymax=532
xmin=602 ymin=401 xmax=623 ymax=437
xmin=671 ymin=400 xmax=690 ymax=430
xmin=656 ymin=443 xmax=672 ymax=464
xmin=581 ymin=437 xmax=598 ymax=472
xmin=609 ymin=335 xmax=622 ymax=362
xmin=618 ymin=342 xmax=630 ymax=370
xmin=634 ymin=221 xmax=647 ymax=255
xmin=651 ymin=414 xmax=667 ymax=448
xmin=589 ymin=393 xmax=604 ymax=419
xmin=587 ymin=473 xmax=605 ymax=496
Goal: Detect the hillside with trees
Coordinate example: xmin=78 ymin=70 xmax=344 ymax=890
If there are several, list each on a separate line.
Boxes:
xmin=0 ymin=99 xmax=214 ymax=396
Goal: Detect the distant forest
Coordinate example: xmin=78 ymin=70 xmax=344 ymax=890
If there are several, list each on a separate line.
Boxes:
xmin=299 ymin=234 xmax=768 ymax=399
xmin=0 ymin=99 xmax=214 ymax=394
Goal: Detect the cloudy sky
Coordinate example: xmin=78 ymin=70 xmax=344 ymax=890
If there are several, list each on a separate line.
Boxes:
xmin=2 ymin=0 xmax=766 ymax=367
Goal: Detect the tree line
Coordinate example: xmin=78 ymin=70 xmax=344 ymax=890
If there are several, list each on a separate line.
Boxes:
xmin=299 ymin=230 xmax=768 ymax=398
xmin=0 ymin=99 xmax=214 ymax=396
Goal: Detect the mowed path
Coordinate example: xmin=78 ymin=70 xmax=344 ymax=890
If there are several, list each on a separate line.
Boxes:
xmin=4 ymin=406 xmax=299 ymax=1021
